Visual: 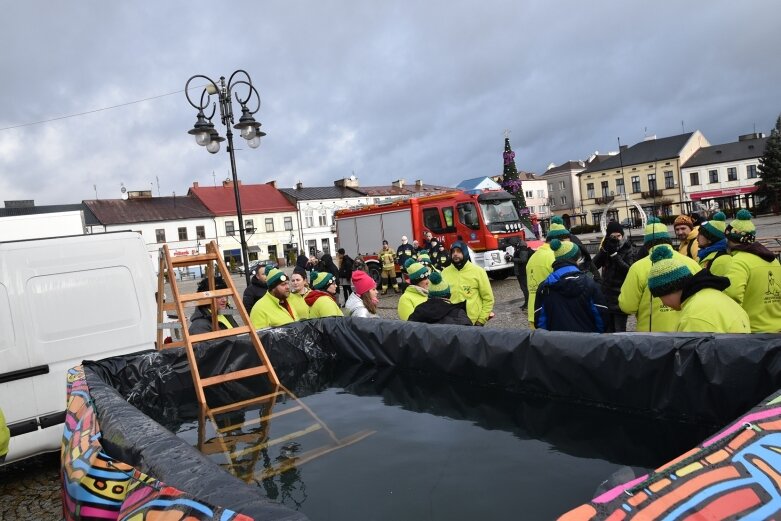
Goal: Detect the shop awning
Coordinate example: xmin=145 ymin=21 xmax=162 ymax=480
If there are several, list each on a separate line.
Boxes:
xmin=248 ymin=245 xmax=261 ymax=253
xmin=689 ymin=186 xmax=757 ymax=201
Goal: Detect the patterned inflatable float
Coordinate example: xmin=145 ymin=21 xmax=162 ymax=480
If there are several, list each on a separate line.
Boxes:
xmin=561 ymin=389 xmax=781 ymax=520
xmin=62 ymin=365 xmax=253 ymax=521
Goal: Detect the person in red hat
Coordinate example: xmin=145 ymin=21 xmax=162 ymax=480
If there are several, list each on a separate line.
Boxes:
xmin=345 ymin=270 xmax=379 ymax=318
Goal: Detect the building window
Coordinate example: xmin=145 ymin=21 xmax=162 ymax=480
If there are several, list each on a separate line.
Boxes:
xmin=321 ymin=238 xmax=330 ymax=254
xmin=225 ymin=221 xmax=235 ymax=236
xmin=601 ymin=181 xmax=609 ymax=197
xmin=586 ymin=183 xmax=595 ymax=198
xmin=560 ymin=196 xmax=567 ymax=205
xmin=616 ymin=178 xmax=625 ymax=194
xmin=525 ymin=190 xmax=533 ymax=198
xmin=318 ymin=210 xmax=328 ymax=226
xmin=592 ymin=211 xmax=602 ymax=227
xmin=155 ymin=229 xmax=166 ymax=243
xmin=690 ymin=172 xmax=700 ymax=186
xmin=631 ymin=176 xmax=641 ymax=193
xmin=664 ymin=171 xmax=674 ymax=189
xmin=747 ymin=164 xmax=758 ymax=179
xmin=265 ymin=218 xmax=274 ymax=232
xmin=559 ymin=181 xmax=566 ymax=190
xmin=284 ymin=216 xmax=293 ymax=231
xmin=647 ymin=173 xmax=657 ymax=191
xmin=727 ymin=167 xmax=737 ymax=181
xmin=548 ymin=183 xmax=554 ymax=193
xmin=709 ymin=169 xmax=719 ymax=184
xmin=536 ymin=190 xmax=545 ymax=198
xmin=196 ymin=225 xmax=205 ymax=239
xmin=528 ymin=206 xmax=534 ymax=213
xmin=244 ymin=219 xmax=254 ymax=232
xmin=178 ymin=227 xmax=187 ymax=241
xmin=304 ymin=209 xmax=314 ymax=228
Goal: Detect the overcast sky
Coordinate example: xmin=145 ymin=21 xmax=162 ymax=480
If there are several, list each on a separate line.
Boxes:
xmin=1 ymin=1 xmax=779 ymax=206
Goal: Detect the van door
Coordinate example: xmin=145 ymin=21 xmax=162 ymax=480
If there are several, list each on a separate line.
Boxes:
xmin=456 ymin=202 xmax=482 ymax=246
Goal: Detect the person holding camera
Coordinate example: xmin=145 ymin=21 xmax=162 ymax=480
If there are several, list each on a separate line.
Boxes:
xmin=593 ymin=220 xmax=636 ymax=332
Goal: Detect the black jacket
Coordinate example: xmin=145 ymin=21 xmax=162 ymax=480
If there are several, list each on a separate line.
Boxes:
xmin=592 ymin=237 xmax=635 ymax=312
xmin=408 ymin=299 xmax=472 ymax=326
xmin=534 ymin=261 xmax=608 ymax=333
xmin=242 ymin=277 xmax=267 ymax=312
xmin=189 ymin=306 xmax=238 ymax=335
xmin=338 ymin=255 xmax=354 ymax=280
xmin=319 ymin=254 xmax=340 ymax=280
xmin=431 ymin=248 xmax=451 ymax=270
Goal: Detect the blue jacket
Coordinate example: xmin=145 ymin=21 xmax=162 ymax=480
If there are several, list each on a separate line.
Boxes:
xmin=534 ymin=262 xmax=608 ymax=333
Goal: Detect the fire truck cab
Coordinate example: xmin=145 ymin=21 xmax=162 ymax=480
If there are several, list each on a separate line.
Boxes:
xmin=335 ymin=189 xmax=530 ymax=280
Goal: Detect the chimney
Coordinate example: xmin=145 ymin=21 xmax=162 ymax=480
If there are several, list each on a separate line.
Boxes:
xmin=334 ymin=176 xmax=359 ymax=188
xmin=392 ymin=179 xmax=406 ymax=189
xmin=643 ymin=135 xmax=657 ymax=141
xmin=739 ymin=132 xmax=765 ymax=141
xmin=127 ymin=190 xmax=153 ymax=199
xmin=296 ymin=181 xmax=304 ymax=190
xmin=193 ymin=181 xmax=199 ymax=188
xmin=619 ymin=145 xmax=628 ymax=151
xmin=266 ymin=180 xmax=277 ymax=189
xmin=415 ymin=180 xmax=423 ymax=189
xmin=222 ymin=179 xmax=241 ymax=188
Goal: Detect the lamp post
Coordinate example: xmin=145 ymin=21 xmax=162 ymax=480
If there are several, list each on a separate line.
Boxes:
xmin=185 ymin=70 xmax=266 ymax=287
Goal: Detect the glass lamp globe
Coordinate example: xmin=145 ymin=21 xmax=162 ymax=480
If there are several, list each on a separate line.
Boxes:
xmin=247 ymin=134 xmax=261 ymax=149
xmin=206 ymin=140 xmax=220 ymax=154
xmin=240 ymin=125 xmax=256 ymax=140
xmin=195 ymin=131 xmax=211 ymax=146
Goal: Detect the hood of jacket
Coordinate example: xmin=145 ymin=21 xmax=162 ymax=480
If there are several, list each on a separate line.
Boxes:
xmin=680 ymin=270 xmax=730 ymax=303
xmin=450 ymin=240 xmax=471 ymax=269
xmin=410 ymin=299 xmax=466 ymax=322
xmin=304 ymin=289 xmax=336 ymax=307
xmin=543 ymin=263 xmax=590 ymax=297
xmin=730 ymin=241 xmax=777 ymax=263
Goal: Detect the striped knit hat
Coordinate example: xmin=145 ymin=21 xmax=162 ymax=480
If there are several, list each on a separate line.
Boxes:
xmin=310 ymin=270 xmax=336 ymax=290
xmin=726 ymin=209 xmax=756 ymax=243
xmin=266 ymin=268 xmax=287 ymax=290
xmin=427 ymin=271 xmax=451 ymax=298
xmin=699 ymin=212 xmax=727 ymax=242
xmin=404 ymin=258 xmax=430 ymax=283
xmin=648 ymin=245 xmax=692 ymax=297
xmin=550 ymin=238 xmax=579 ymax=262
xmin=643 ymin=217 xmax=670 ymax=245
xmin=264 ymin=263 xmax=277 ymax=275
xmin=416 ymin=252 xmax=432 ymax=266
xmin=547 ymin=216 xmax=571 ymax=240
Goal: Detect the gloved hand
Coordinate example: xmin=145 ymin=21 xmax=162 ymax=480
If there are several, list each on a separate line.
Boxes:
xmin=603 ymin=237 xmax=620 ymax=256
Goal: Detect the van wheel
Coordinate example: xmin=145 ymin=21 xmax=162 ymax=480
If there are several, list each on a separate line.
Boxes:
xmin=488 ymin=269 xmax=511 ymax=281
xmin=367 ymin=263 xmax=382 ymax=288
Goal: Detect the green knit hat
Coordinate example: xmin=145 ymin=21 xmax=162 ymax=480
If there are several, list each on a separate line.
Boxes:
xmin=266 ymin=268 xmax=287 ymax=290
xmin=264 ymin=263 xmax=277 ymax=276
xmin=643 ymin=217 xmax=670 ymax=245
xmin=726 ymin=209 xmax=756 ymax=243
xmin=547 ymin=216 xmax=571 ymax=240
xmin=648 ymin=245 xmax=692 ymax=297
xmin=699 ymin=212 xmax=727 ymax=242
xmin=404 ymin=258 xmax=429 ymax=283
xmin=550 ymin=238 xmax=579 ymax=262
xmin=416 ymin=252 xmax=432 ymax=266
xmin=427 ymin=271 xmax=450 ymax=298
xmin=310 ymin=270 xmax=336 ymax=290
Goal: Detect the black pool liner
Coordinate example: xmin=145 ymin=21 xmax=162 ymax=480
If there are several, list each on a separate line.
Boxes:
xmin=82 ymin=318 xmax=781 ymax=519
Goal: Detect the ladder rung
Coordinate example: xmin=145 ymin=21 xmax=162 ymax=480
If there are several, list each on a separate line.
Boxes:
xmin=209 ymin=391 xmax=286 ymax=418
xmin=160 ymin=340 xmax=187 ymax=349
xmin=169 ymin=253 xmax=219 ymax=266
xmin=189 ymin=325 xmax=252 ymax=343
xmin=201 ymin=365 xmax=269 ymax=388
xmin=179 ymin=289 xmax=234 ymax=302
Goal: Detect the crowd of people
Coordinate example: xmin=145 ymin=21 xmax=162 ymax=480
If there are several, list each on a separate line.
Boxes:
xmin=187 ymin=209 xmax=781 ymax=336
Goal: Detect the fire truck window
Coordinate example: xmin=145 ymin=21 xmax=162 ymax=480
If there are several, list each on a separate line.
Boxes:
xmin=423 ymin=208 xmax=443 ymax=232
xmin=442 ymin=207 xmax=454 ymax=227
xmin=457 ymin=203 xmax=479 ymax=229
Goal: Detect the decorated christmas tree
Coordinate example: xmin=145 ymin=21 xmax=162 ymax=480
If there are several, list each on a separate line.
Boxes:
xmin=756 ymin=115 xmax=781 ymax=214
xmin=500 ymin=135 xmax=528 ymax=212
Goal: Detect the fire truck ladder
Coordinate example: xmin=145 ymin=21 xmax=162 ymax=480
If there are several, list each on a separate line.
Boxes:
xmin=156 ymin=241 xmax=280 ymax=412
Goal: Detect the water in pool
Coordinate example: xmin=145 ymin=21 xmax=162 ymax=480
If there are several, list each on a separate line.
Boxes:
xmin=163 ymin=363 xmax=718 ymax=520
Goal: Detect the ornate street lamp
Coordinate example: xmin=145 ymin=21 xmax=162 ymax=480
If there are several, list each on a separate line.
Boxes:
xmin=185 ymin=70 xmax=266 ymax=286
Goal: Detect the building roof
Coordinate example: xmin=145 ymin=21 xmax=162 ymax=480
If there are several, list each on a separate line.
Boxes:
xmin=279 ymin=185 xmax=366 ymax=201
xmin=356 ymin=183 xmax=453 ymax=197
xmin=455 ymin=177 xmax=501 ymax=190
xmin=542 ymin=160 xmax=586 ymax=175
xmin=681 ymin=136 xmax=768 ymax=168
xmin=189 ymin=182 xmax=297 ymax=215
xmin=581 ymin=133 xmax=695 ymax=174
xmin=84 ymin=196 xmax=213 ymax=225
xmin=0 ymin=203 xmax=101 ymax=226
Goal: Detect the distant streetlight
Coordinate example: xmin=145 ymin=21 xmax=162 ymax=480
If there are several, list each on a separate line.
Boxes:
xmin=185 ymin=70 xmax=266 ymax=287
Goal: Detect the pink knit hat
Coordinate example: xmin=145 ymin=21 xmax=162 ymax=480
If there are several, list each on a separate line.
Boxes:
xmin=351 ymin=270 xmax=376 ymax=296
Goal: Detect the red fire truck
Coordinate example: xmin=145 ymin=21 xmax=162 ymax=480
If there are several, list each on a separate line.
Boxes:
xmin=334 ymin=189 xmax=539 ymax=280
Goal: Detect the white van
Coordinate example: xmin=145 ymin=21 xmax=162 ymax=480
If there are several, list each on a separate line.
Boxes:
xmin=0 ymin=231 xmax=157 ymax=464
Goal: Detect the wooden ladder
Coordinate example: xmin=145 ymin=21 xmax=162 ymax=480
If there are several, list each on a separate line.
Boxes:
xmin=156 ymin=241 xmax=280 ymax=410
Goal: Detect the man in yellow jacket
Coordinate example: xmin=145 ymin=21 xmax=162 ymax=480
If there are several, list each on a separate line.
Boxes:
xmin=619 ymin=217 xmax=700 ymax=332
xmin=723 ymin=210 xmax=781 ymax=333
xmin=441 ymin=240 xmax=494 ymax=325
xmin=647 ymin=244 xmax=750 ymax=333
xmin=696 ymin=212 xmax=732 ymax=276
xmin=526 ymin=216 xmax=568 ymax=326
xmin=674 ymin=214 xmax=699 ymax=261
xmin=398 ymin=259 xmax=430 ymax=320
xmin=250 ymin=268 xmax=298 ymax=329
